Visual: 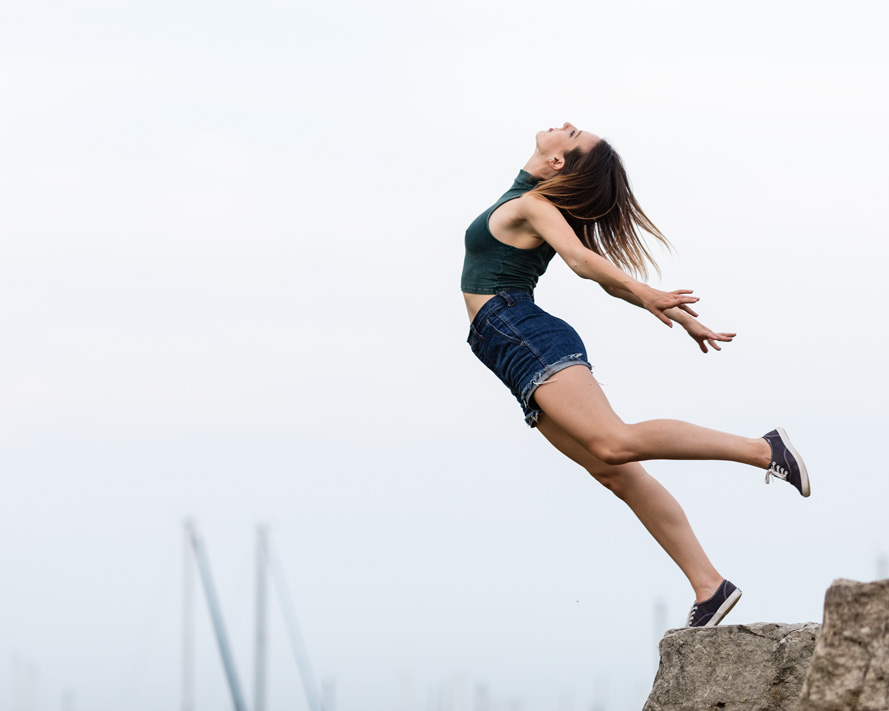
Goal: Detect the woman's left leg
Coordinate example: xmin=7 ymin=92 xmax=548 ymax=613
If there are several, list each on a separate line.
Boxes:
xmin=536 ymin=412 xmax=725 ymax=603
xmin=531 ymin=364 xmax=772 ymax=468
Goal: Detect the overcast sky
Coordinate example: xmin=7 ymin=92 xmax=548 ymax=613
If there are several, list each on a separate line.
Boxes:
xmin=2 ymin=1 xmax=888 ymax=710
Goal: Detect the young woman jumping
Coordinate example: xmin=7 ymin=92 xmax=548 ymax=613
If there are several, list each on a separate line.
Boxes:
xmin=461 ymin=122 xmax=810 ymax=627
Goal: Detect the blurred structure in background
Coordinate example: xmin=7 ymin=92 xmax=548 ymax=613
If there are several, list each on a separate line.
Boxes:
xmin=182 ymin=520 xmax=332 ymax=711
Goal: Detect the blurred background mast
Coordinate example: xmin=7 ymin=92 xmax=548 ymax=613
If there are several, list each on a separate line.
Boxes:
xmin=254 ymin=525 xmax=269 ymax=711
xmin=186 ymin=521 xmax=248 ymax=711
xmin=264 ymin=531 xmax=325 ymax=711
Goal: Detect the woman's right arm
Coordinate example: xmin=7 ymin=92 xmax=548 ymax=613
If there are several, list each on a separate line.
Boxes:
xmin=522 ymin=195 xmax=698 ymax=327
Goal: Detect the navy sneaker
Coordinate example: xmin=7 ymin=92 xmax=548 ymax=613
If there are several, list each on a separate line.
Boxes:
xmin=686 ymin=580 xmax=742 ymax=628
xmin=763 ymin=428 xmax=810 ymax=497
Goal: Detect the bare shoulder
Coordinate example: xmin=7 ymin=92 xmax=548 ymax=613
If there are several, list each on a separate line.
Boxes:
xmin=513 ymin=192 xmax=574 ymax=240
xmin=488 ymin=192 xmax=536 ymax=222
xmin=510 ymin=193 xmax=585 ymax=257
xmin=511 ymin=191 xmax=554 ymax=217
xmin=492 ymin=193 xmax=555 ymax=231
xmin=514 ymin=192 xmax=568 ymax=229
xmin=489 ymin=193 xmax=549 ymax=248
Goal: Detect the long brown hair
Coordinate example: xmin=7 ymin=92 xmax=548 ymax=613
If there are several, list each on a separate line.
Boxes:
xmin=531 ymin=139 xmax=669 ymax=279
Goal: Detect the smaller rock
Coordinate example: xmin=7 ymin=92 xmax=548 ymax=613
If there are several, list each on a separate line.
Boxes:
xmin=644 ymin=622 xmax=821 ymax=711
xmin=798 ymin=578 xmax=889 ymax=711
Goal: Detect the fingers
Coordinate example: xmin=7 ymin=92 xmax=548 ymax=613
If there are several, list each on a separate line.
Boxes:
xmin=693 ymin=330 xmax=736 ymax=354
xmin=671 ymin=291 xmax=699 ymax=305
xmin=663 ymin=296 xmax=697 ymax=314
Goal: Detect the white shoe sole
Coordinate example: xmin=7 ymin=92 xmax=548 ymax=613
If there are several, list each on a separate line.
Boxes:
xmin=705 ymin=587 xmax=743 ymax=627
xmin=777 ymin=427 xmax=810 ymax=497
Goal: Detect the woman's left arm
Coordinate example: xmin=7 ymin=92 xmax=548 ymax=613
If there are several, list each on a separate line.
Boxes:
xmin=603 ymin=284 xmax=736 ymax=353
xmin=522 ymin=195 xmax=698 ymax=326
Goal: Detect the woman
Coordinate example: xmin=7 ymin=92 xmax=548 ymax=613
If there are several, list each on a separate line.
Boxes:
xmin=462 ymin=122 xmax=810 ymax=628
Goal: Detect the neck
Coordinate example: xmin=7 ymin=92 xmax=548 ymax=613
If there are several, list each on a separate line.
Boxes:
xmin=522 ymin=153 xmax=557 ymax=181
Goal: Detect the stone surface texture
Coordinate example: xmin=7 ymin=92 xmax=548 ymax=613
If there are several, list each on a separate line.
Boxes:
xmin=643 ymin=622 xmax=821 ymax=711
xmin=798 ymin=578 xmax=889 ymax=711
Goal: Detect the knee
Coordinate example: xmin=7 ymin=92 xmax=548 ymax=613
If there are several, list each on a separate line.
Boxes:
xmin=583 ymin=436 xmax=635 ymax=466
xmin=595 ymin=448 xmax=634 ymax=466
xmin=584 ymin=431 xmax=636 ymax=468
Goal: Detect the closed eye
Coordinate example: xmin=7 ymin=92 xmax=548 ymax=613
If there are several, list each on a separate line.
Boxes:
xmin=570 ymin=130 xmax=576 ymax=137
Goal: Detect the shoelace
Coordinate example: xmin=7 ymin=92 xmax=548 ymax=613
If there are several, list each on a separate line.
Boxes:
xmin=765 ymin=463 xmax=789 ymax=485
xmin=686 ymin=604 xmax=698 ymax=627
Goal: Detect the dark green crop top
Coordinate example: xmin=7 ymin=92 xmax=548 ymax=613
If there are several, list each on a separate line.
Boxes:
xmin=460 ymin=169 xmax=557 ymax=295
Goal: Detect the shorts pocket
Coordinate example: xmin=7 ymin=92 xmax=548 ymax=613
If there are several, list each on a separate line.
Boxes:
xmin=486 ymin=315 xmax=523 ymax=346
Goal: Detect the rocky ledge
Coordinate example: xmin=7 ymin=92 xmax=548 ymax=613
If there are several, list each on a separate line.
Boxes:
xmin=644 ymin=579 xmax=889 ymax=711
xmin=644 ymin=622 xmax=820 ymax=711
xmin=798 ymin=578 xmax=889 ymax=711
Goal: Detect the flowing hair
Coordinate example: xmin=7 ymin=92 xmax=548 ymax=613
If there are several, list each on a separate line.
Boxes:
xmin=531 ymin=139 xmax=669 ymax=279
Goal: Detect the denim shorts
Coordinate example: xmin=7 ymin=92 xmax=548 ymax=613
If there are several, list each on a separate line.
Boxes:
xmin=467 ymin=289 xmax=592 ymax=427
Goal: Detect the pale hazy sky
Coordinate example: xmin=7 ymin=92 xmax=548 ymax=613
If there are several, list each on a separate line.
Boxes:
xmin=2 ymin=1 xmax=888 ymax=710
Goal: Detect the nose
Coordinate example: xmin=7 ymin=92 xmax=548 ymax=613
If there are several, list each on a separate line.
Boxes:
xmin=563 ymin=122 xmax=575 ymax=131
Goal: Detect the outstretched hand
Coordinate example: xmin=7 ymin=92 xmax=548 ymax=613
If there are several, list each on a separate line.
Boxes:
xmin=639 ymin=287 xmax=700 ymax=327
xmin=683 ymin=318 xmax=736 ymax=353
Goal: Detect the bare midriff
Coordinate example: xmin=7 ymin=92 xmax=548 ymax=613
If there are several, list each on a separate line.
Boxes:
xmin=463 ymin=292 xmax=496 ymax=323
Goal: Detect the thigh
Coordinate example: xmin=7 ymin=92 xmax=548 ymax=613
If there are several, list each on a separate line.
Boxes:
xmin=536 ymin=411 xmax=645 ymax=491
xmin=531 ymin=363 xmax=626 ymax=446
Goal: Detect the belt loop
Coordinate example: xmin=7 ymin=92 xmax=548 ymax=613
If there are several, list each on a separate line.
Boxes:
xmin=499 ymin=290 xmax=515 ymax=306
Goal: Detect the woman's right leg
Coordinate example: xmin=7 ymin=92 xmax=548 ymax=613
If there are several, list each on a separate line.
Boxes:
xmin=536 ymin=412 xmax=725 ymax=603
xmin=531 ymin=364 xmax=772 ymax=468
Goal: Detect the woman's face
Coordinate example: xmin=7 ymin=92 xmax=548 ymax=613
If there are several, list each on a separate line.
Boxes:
xmin=536 ymin=122 xmax=599 ymax=155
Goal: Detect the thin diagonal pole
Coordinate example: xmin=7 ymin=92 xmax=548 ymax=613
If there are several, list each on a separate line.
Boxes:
xmin=187 ymin=522 xmax=248 ymax=711
xmin=264 ymin=538 xmax=324 ymax=711
xmin=254 ymin=525 xmax=269 ymax=711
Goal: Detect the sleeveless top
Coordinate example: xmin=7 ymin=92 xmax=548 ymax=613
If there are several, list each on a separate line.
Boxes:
xmin=460 ymin=170 xmax=557 ymax=295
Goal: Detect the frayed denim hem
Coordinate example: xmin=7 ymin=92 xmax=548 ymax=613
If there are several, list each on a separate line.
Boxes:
xmin=521 ymin=353 xmax=592 ymax=428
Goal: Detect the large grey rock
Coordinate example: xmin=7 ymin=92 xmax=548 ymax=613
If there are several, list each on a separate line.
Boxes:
xmin=643 ymin=623 xmax=821 ymax=711
xmin=798 ymin=578 xmax=889 ymax=711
